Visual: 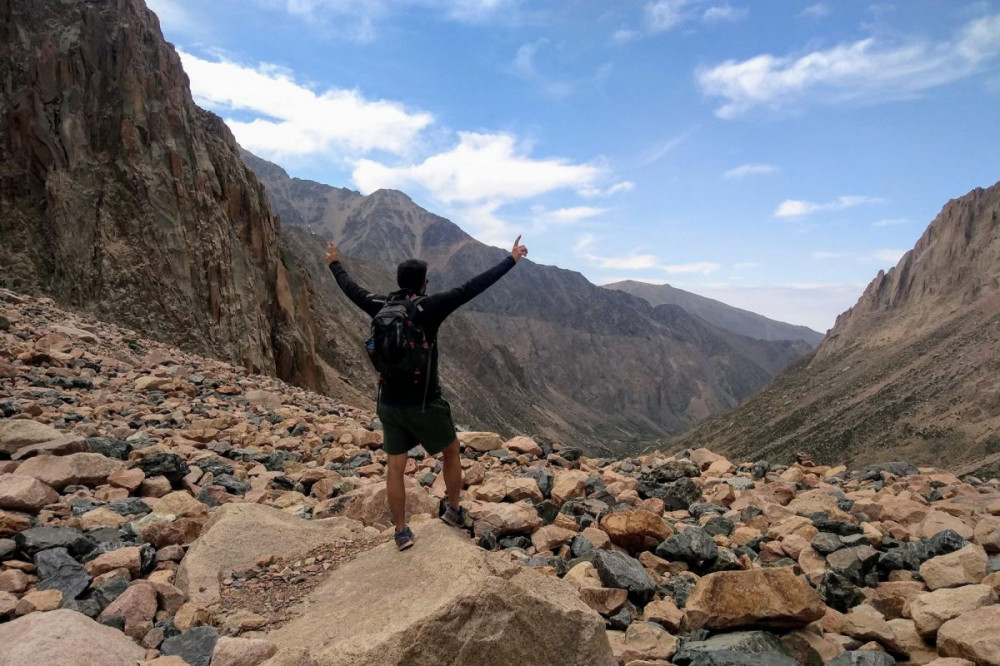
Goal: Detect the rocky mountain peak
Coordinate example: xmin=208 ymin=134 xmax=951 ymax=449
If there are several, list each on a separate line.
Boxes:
xmin=0 ymin=0 xmax=321 ymax=391
xmin=821 ymin=183 xmax=1000 ymax=358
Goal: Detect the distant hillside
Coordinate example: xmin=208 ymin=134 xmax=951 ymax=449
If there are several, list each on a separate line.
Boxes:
xmin=605 ymin=280 xmax=824 ymax=346
xmin=245 ymin=152 xmax=814 ymax=455
xmin=672 ymin=181 xmax=1000 ymax=474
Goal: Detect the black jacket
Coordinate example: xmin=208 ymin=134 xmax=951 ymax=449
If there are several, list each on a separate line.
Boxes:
xmin=329 ymin=256 xmax=516 ymax=405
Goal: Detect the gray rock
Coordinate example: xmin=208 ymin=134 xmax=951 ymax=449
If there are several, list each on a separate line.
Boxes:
xmin=0 ymin=538 xmax=16 ymax=560
xmin=827 ymin=651 xmax=896 ymax=666
xmin=661 ymin=477 xmax=703 ymax=510
xmin=811 ymin=532 xmax=844 ymax=554
xmin=86 ymin=437 xmax=131 ymax=460
xmin=34 ymin=547 xmax=92 ymax=600
xmin=656 ymin=528 xmax=719 ymax=569
xmin=860 ymin=462 xmax=918 ymax=480
xmin=161 ymin=626 xmax=219 ymax=666
xmin=826 ymin=545 xmax=879 ymax=585
xmin=592 ymin=550 xmax=656 ymax=605
xmin=14 ymin=526 xmax=97 ymax=559
xmin=674 ymin=631 xmax=791 ymax=666
xmin=132 ymin=453 xmax=189 ymax=486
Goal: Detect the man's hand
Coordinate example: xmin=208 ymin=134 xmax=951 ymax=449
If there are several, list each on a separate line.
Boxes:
xmin=511 ymin=235 xmax=528 ymax=263
xmin=325 ymin=241 xmax=340 ymax=266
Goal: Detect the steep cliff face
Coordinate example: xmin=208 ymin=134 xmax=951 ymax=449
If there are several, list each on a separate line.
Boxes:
xmin=0 ymin=0 xmax=320 ymax=388
xmin=673 ymin=182 xmax=1000 ymax=472
xmin=248 ymin=154 xmax=812 ymax=454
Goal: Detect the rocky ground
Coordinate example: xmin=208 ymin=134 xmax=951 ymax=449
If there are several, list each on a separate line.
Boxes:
xmin=1 ymin=288 xmax=1000 ymax=666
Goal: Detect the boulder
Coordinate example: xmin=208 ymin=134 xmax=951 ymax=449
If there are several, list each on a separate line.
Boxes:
xmin=15 ymin=453 xmax=123 ymax=490
xmin=262 ymin=522 xmax=614 ymax=665
xmin=974 ymin=516 xmax=1000 ymax=553
xmin=600 ymin=510 xmax=673 ymax=552
xmin=0 ymin=420 xmax=63 ymax=456
xmin=321 ymin=478 xmax=438 ymax=526
xmin=175 ymin=503 xmax=363 ymax=606
xmin=505 ymin=436 xmax=543 ymax=457
xmin=608 ymin=622 xmax=678 ymax=663
xmin=552 ymin=470 xmax=589 ymax=504
xmin=0 ymin=474 xmax=59 ymax=513
xmin=10 ymin=435 xmax=89 ymax=460
xmin=920 ymin=544 xmax=988 ymax=590
xmin=0 ymin=609 xmax=145 ymax=665
xmin=161 ymin=626 xmax=219 ymax=666
xmin=458 ymin=432 xmax=504 ymax=452
xmin=686 ymin=568 xmax=826 ymax=631
xmin=910 ymin=584 xmax=997 ymax=638
xmin=592 ymin=550 xmax=657 ymax=605
xmin=465 ymin=500 xmax=542 ymax=537
xmin=937 ymin=605 xmax=1000 ymax=665
xmin=213 ymin=637 xmax=277 ymax=666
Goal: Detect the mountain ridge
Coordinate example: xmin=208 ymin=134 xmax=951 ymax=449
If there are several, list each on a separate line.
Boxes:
xmin=671 ymin=180 xmax=1000 ymax=474
xmin=605 ymin=280 xmax=825 ymax=346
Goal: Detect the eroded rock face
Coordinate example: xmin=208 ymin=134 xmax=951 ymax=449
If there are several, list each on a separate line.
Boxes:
xmin=0 ymin=0 xmax=321 ymax=392
xmin=175 ymin=503 xmax=363 ymax=606
xmin=262 ymin=522 xmax=615 ymax=666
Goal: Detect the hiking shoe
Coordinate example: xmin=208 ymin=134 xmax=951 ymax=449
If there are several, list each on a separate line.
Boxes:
xmin=395 ymin=526 xmax=415 ymax=551
xmin=441 ymin=504 xmax=473 ymax=530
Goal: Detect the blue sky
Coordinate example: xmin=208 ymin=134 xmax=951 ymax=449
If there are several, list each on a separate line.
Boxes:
xmin=149 ymin=0 xmax=1000 ymax=331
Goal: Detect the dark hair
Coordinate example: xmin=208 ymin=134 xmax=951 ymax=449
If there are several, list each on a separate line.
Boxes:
xmin=397 ymin=259 xmax=428 ymax=292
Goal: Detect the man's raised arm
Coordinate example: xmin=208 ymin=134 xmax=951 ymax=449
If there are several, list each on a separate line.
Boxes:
xmin=326 ymin=242 xmax=383 ymax=318
xmin=424 ymin=235 xmax=528 ymax=320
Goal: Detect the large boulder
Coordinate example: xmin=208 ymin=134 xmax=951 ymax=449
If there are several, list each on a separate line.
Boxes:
xmin=262 ymin=522 xmax=614 ymax=666
xmin=321 ymin=478 xmax=439 ymax=527
xmin=175 ymin=503 xmax=364 ymax=606
xmin=920 ymin=544 xmax=988 ymax=590
xmin=599 ymin=509 xmax=673 ymax=552
xmin=686 ymin=568 xmax=826 ymax=631
xmin=0 ymin=609 xmax=145 ymax=665
xmin=938 ymin=605 xmax=1000 ymax=666
xmin=14 ymin=453 xmax=122 ymax=490
xmin=0 ymin=420 xmax=63 ymax=456
xmin=0 ymin=474 xmax=59 ymax=513
xmin=909 ymin=584 xmax=997 ymax=638
xmin=465 ymin=500 xmax=542 ymax=537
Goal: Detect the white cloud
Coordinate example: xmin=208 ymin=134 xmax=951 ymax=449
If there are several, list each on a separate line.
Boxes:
xmin=579 ymin=181 xmax=635 ymax=197
xmin=662 ymin=262 xmax=721 ymax=274
xmin=809 ymin=248 xmax=907 ymax=264
xmin=871 ymin=217 xmax=908 ymax=227
xmin=178 ymin=52 xmax=433 ymax=159
xmin=511 ymin=40 xmax=575 ymax=97
xmin=575 ymin=234 xmax=718 ymax=274
xmin=641 ymin=126 xmax=700 ymax=165
xmin=698 ymin=14 xmax=1000 ymax=118
xmin=774 ymin=195 xmax=886 ymax=218
xmin=272 ymin=0 xmax=522 ymax=40
xmin=723 ymin=163 xmax=778 ymax=179
xmin=799 ymin=3 xmax=829 ymax=19
xmin=352 ymin=132 xmax=604 ymax=204
xmin=533 ymin=206 xmax=608 ymax=224
xmin=703 ymin=5 xmax=748 ymax=23
xmin=645 ymin=0 xmax=693 ymax=32
xmin=611 ymin=29 xmax=640 ymax=45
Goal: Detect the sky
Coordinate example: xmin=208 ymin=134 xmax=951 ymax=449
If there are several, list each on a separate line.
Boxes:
xmin=149 ymin=0 xmax=1000 ymax=332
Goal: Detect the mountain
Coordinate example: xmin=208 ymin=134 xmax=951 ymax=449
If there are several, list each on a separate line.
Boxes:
xmin=0 ymin=0 xmax=814 ymax=456
xmin=672 ymin=181 xmax=1000 ymax=474
xmin=605 ymin=280 xmax=825 ymax=346
xmin=245 ymin=153 xmax=814 ymax=454
xmin=0 ymin=0 xmax=323 ymax=392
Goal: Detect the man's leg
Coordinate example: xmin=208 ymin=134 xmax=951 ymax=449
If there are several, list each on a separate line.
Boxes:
xmin=386 ymin=452 xmax=409 ymax=532
xmin=441 ymin=439 xmax=463 ymax=510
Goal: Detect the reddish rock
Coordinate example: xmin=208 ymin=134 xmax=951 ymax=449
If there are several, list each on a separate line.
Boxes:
xmin=685 ymin=568 xmax=826 ymax=631
xmin=100 ymin=582 xmax=158 ymax=639
xmin=920 ymin=544 xmax=988 ymax=590
xmin=15 ymin=453 xmax=122 ymax=490
xmin=938 ymin=605 xmax=1000 ymax=666
xmin=579 ymin=587 xmax=628 ymax=615
xmin=0 ymin=474 xmax=58 ymax=513
xmin=599 ymin=510 xmax=673 ymax=552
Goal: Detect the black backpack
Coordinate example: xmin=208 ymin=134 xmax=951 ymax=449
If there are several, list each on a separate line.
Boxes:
xmin=365 ymin=294 xmax=433 ymax=404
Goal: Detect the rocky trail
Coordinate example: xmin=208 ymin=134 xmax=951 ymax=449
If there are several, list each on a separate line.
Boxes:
xmin=2 ymin=288 xmax=1000 ymax=665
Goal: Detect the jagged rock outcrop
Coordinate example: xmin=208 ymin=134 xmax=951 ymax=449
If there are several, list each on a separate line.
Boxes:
xmin=0 ymin=0 xmax=322 ymax=392
xmin=674 ymin=182 xmax=1000 ymax=472
xmin=249 ymin=154 xmax=813 ymax=455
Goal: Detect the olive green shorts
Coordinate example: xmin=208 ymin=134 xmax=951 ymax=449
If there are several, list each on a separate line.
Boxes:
xmin=377 ymin=397 xmax=457 ymax=456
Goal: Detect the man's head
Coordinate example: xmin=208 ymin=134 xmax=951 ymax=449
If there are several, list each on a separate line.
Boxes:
xmin=397 ymin=259 xmax=428 ymax=293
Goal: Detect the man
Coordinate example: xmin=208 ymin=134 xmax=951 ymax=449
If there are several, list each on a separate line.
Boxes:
xmin=326 ymin=236 xmax=528 ymax=550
